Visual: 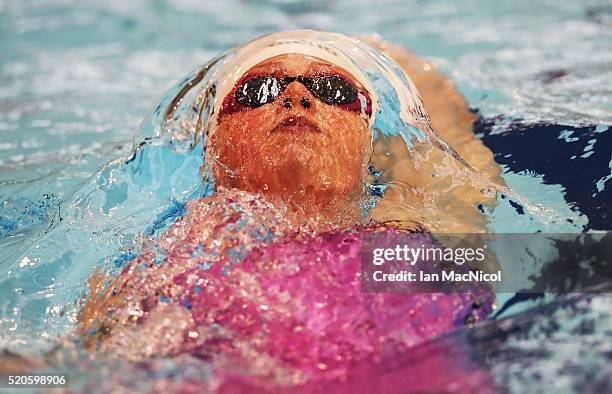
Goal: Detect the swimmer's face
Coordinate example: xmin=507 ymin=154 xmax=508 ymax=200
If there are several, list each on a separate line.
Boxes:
xmin=208 ymin=54 xmax=372 ymax=211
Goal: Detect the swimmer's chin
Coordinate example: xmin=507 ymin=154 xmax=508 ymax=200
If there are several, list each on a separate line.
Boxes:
xmin=270 ymin=115 xmax=322 ymax=134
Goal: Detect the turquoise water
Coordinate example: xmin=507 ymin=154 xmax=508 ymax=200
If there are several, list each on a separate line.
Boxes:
xmin=0 ymin=0 xmax=611 ymax=391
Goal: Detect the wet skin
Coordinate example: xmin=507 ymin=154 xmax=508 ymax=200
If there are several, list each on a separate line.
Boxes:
xmin=207 ymin=54 xmax=373 ymax=224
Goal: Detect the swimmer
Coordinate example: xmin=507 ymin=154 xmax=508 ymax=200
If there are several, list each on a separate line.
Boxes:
xmin=202 ymin=35 xmax=502 ymax=233
xmin=70 ymin=30 xmax=503 ymax=390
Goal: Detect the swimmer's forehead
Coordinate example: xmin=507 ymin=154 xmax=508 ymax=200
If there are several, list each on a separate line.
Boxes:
xmin=241 ymin=54 xmax=362 ymax=83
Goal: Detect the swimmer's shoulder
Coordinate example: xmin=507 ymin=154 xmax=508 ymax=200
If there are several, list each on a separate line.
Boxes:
xmin=360 ymin=36 xmax=502 ymax=183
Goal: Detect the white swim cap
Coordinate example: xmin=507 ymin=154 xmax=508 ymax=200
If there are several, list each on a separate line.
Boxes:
xmin=209 ymin=30 xmax=429 ymax=132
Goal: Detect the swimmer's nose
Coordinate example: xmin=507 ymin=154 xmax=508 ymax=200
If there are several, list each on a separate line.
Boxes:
xmin=281 ymin=81 xmax=316 ymax=112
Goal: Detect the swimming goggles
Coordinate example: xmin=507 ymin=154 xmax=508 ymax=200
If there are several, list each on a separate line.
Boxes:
xmin=224 ymin=74 xmax=372 ymax=117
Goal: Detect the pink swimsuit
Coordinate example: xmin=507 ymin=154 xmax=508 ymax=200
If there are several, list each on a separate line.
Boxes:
xmin=106 ymin=190 xmax=494 ymax=391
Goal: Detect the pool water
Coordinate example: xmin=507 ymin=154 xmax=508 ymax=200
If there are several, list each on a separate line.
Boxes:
xmin=0 ymin=0 xmax=611 ymax=392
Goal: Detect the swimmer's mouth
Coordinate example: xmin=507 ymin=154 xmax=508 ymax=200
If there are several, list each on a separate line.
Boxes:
xmin=272 ymin=116 xmax=321 ymax=134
